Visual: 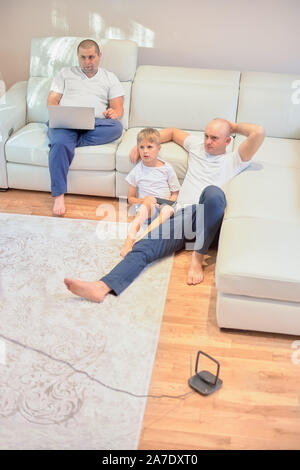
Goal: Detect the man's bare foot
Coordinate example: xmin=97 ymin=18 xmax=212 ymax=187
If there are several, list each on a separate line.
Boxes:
xmin=64 ymin=278 xmax=111 ymax=302
xmin=120 ymin=237 xmax=134 ymax=258
xmin=187 ymin=251 xmax=204 ymax=285
xmin=53 ymin=194 xmax=66 ymax=216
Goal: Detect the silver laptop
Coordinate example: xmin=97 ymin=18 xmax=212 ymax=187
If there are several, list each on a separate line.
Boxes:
xmin=48 ymin=105 xmax=95 ymax=130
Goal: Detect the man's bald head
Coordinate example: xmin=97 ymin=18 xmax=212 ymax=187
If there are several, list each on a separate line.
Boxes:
xmin=204 ymin=118 xmax=232 ymax=155
xmin=207 ymin=118 xmax=231 ymax=137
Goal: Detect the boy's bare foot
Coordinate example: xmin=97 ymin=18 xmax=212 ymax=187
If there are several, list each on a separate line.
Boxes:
xmin=120 ymin=237 xmax=134 ymax=258
xmin=53 ymin=194 xmax=66 ymax=216
xmin=64 ymin=278 xmax=111 ymax=303
xmin=187 ymin=251 xmax=204 ymax=285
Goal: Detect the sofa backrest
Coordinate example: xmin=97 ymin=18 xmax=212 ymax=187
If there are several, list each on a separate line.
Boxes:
xmin=129 ymin=65 xmax=241 ymax=130
xmin=26 ymin=37 xmax=138 ymax=129
xmin=237 ymin=72 xmax=300 ymax=139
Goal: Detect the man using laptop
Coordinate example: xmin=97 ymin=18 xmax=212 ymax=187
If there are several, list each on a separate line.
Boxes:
xmin=47 ymin=39 xmax=124 ymax=216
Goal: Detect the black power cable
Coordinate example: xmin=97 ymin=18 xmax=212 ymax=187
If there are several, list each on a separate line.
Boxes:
xmin=0 ymin=333 xmax=194 ymax=400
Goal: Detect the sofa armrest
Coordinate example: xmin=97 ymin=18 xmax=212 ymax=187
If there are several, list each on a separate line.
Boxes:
xmin=0 ymin=81 xmax=27 ymax=188
xmin=0 ymin=80 xmax=27 ymax=136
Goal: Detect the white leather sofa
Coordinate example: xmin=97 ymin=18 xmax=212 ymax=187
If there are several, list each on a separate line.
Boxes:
xmin=216 ymin=72 xmax=300 ymax=336
xmin=1 ymin=37 xmax=300 ymax=336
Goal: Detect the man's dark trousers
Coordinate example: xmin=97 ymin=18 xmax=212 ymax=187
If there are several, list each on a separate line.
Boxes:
xmin=101 ymin=185 xmax=226 ymax=295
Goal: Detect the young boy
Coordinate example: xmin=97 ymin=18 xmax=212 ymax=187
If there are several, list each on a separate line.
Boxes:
xmin=120 ymin=128 xmax=180 ymax=257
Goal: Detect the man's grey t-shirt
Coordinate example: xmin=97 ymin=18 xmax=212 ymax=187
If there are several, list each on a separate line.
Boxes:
xmin=50 ymin=66 xmax=125 ymax=118
xmin=176 ymin=135 xmax=250 ymax=206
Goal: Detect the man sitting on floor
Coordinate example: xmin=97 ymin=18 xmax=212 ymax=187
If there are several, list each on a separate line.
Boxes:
xmin=64 ymin=118 xmax=265 ymax=302
xmin=47 ymin=39 xmax=124 ymax=216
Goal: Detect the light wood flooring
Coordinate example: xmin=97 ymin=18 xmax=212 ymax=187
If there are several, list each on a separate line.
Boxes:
xmin=1 ymin=189 xmax=300 ymax=450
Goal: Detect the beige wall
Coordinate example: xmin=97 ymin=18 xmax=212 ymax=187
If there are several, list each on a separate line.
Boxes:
xmin=1 ymin=0 xmax=300 ymax=89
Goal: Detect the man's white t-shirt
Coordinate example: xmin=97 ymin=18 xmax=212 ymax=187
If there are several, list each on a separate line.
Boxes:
xmin=50 ymin=66 xmax=125 ymax=118
xmin=177 ymin=135 xmax=250 ymax=206
xmin=126 ymin=160 xmax=181 ymax=199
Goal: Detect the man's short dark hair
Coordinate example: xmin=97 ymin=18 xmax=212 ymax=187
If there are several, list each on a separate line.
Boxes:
xmin=77 ymin=39 xmax=100 ymax=55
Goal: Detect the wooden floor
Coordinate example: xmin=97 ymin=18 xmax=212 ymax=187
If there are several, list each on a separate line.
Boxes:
xmin=1 ymin=189 xmax=300 ymax=450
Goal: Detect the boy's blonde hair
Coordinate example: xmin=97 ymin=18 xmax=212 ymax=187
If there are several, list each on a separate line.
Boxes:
xmin=137 ymin=128 xmax=160 ymax=145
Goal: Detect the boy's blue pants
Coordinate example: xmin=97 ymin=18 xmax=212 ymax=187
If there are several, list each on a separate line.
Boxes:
xmin=47 ymin=118 xmax=123 ymax=196
xmin=101 ymin=185 xmax=226 ymax=295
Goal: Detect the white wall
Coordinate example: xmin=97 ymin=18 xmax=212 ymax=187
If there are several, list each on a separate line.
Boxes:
xmin=1 ymin=0 xmax=300 ymax=89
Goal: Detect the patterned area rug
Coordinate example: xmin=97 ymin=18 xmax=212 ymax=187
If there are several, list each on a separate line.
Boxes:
xmin=0 ymin=213 xmax=173 ymax=449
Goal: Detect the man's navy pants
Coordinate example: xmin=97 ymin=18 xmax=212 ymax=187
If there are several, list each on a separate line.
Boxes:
xmin=47 ymin=118 xmax=123 ymax=196
xmin=101 ymin=185 xmax=226 ymax=295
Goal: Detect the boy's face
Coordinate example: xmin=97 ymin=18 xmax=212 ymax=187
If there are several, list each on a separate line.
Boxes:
xmin=138 ymin=139 xmax=161 ymax=165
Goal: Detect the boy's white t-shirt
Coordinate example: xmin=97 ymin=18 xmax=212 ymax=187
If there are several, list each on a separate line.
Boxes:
xmin=126 ymin=159 xmax=181 ymax=199
xmin=177 ymin=135 xmax=251 ymax=205
xmin=50 ymin=66 xmax=125 ymax=118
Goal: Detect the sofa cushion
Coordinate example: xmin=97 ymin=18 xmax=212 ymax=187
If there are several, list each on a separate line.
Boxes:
xmin=6 ymin=162 xmax=116 ymax=197
xmin=216 ymin=217 xmax=300 ymax=303
xmin=234 ymin=135 xmax=300 ymax=169
xmin=27 ymin=77 xmax=52 ymax=124
xmin=129 ymin=66 xmax=240 ymax=130
xmin=5 ymin=123 xmax=49 ymax=166
xmin=237 ymin=71 xmax=300 ymax=139
xmin=5 ymin=123 xmax=122 ymax=171
xmin=223 ymin=163 xmax=300 ymax=223
xmin=217 ymin=292 xmax=300 ymax=336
